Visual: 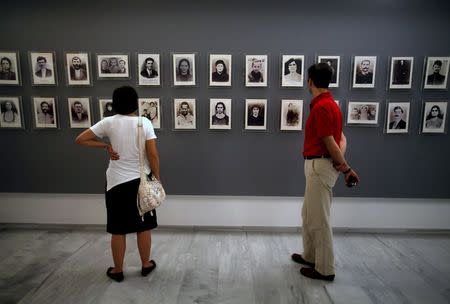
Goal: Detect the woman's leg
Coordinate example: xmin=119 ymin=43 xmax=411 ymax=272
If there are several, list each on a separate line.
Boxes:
xmin=111 ymin=234 xmax=126 ymax=272
xmin=137 ymin=230 xmax=152 ymax=267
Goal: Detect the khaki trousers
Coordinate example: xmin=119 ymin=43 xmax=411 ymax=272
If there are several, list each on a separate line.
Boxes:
xmin=301 ymin=158 xmax=339 ymax=275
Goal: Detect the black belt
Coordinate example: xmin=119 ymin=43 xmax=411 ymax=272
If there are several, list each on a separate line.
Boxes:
xmin=304 ymin=155 xmax=331 ymax=160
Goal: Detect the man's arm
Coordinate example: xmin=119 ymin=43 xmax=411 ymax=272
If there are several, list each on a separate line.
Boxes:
xmin=322 ymin=135 xmax=360 ymax=185
xmin=339 ymin=132 xmax=347 ymax=155
xmin=145 ymin=139 xmax=160 ymax=181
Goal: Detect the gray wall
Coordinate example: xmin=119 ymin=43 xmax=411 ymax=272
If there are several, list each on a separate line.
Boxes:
xmin=1 ymin=0 xmax=450 ymax=197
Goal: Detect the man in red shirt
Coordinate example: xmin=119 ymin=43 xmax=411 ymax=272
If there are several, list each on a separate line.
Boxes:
xmin=292 ymin=63 xmax=360 ymax=281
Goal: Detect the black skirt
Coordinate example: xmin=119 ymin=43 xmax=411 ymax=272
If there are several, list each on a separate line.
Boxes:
xmin=105 ymin=177 xmax=158 ymax=234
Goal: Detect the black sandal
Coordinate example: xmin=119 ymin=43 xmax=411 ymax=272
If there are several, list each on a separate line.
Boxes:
xmin=106 ymin=267 xmax=124 ymax=282
xmin=141 ymin=260 xmax=157 ymax=276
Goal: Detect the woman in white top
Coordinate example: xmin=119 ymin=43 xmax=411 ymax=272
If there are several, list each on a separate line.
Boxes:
xmin=75 ymin=86 xmax=160 ymax=282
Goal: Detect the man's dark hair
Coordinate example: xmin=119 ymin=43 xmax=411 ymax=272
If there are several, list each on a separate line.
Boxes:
xmin=393 ymin=106 xmax=404 ymax=113
xmin=37 ymin=56 xmax=47 ymax=63
xmin=112 ymin=86 xmax=138 ymax=114
xmin=307 ymin=63 xmax=332 ymax=88
xmin=433 ymin=60 xmax=442 ymax=67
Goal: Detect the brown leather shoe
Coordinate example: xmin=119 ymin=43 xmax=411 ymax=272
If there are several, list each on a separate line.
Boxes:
xmin=300 ymin=267 xmax=335 ymax=282
xmin=291 ymin=253 xmax=315 ymax=267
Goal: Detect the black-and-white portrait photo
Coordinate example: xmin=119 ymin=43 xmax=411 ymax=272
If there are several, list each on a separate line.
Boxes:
xmin=352 ymin=56 xmax=377 ymax=88
xmin=389 ymin=57 xmax=413 ymax=89
xmin=0 ymin=52 xmax=20 ymax=85
xmin=174 ymin=98 xmax=196 ymax=129
xmin=30 ymin=52 xmax=57 ymax=85
xmin=281 ymin=55 xmax=304 ymax=87
xmin=33 ymin=97 xmax=57 ymax=128
xmin=246 ymin=55 xmax=267 ymax=87
xmin=318 ymin=56 xmax=340 ymax=87
xmin=280 ymin=99 xmax=303 ymax=131
xmin=97 ymin=54 xmax=129 ymax=78
xmin=0 ymin=97 xmax=22 ymax=128
xmin=245 ymin=99 xmax=267 ymax=130
xmin=423 ymin=57 xmax=450 ymax=89
xmin=68 ymin=97 xmax=91 ymax=128
xmin=386 ymin=102 xmax=410 ymax=134
xmin=98 ymin=98 xmax=115 ymax=120
xmin=139 ymin=98 xmax=161 ymax=129
xmin=138 ymin=54 xmax=160 ymax=86
xmin=173 ymin=54 xmax=196 ymax=86
xmin=209 ymin=54 xmax=231 ymax=87
xmin=65 ymin=52 xmax=90 ymax=86
xmin=422 ymin=101 xmax=447 ymax=133
xmin=209 ymin=98 xmax=231 ymax=130
xmin=347 ymin=102 xmax=379 ymax=125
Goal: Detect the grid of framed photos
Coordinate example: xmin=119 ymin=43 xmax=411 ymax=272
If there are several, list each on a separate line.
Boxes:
xmin=1 ymin=50 xmax=449 ymax=134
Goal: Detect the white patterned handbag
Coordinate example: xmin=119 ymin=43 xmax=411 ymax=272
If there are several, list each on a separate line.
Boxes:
xmin=136 ymin=117 xmax=165 ymax=218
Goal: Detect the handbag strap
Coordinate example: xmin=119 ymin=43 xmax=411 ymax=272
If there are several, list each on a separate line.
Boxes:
xmin=137 ymin=117 xmax=146 ymax=179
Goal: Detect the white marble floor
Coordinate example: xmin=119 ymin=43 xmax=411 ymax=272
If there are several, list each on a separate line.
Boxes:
xmin=0 ymin=226 xmax=449 ymax=304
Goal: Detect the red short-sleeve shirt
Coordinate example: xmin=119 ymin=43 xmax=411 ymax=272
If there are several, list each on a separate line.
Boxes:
xmin=303 ymin=92 xmax=342 ymax=157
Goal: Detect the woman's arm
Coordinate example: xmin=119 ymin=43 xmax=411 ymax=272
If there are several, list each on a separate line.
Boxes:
xmin=145 ymin=139 xmax=160 ymax=181
xmin=75 ymin=129 xmax=119 ymax=160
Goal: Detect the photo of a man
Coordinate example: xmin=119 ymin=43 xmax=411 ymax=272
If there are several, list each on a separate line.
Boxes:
xmin=386 ymin=102 xmax=410 ymax=134
xmin=352 ymin=56 xmax=376 ymax=88
xmin=34 ymin=97 xmax=57 ymax=128
xmin=174 ymin=99 xmax=195 ymax=129
xmin=30 ymin=52 xmax=56 ymax=85
xmin=424 ymin=57 xmax=449 ymax=89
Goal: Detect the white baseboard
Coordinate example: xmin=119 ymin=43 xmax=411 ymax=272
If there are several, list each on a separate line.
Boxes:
xmin=0 ymin=193 xmax=449 ymax=230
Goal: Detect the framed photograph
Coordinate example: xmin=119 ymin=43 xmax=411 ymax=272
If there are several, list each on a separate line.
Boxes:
xmin=347 ymin=101 xmax=379 ymax=125
xmin=32 ymin=97 xmax=58 ymax=129
xmin=352 ymin=56 xmax=376 ymax=88
xmin=65 ymin=52 xmax=91 ymax=86
xmin=423 ymin=57 xmax=450 ymax=89
xmin=281 ymin=55 xmax=304 ymax=87
xmin=245 ymin=99 xmax=267 ymax=130
xmin=97 ymin=54 xmax=129 ymax=79
xmin=138 ymin=54 xmax=161 ymax=86
xmin=30 ymin=52 xmax=57 ymax=85
xmin=421 ymin=101 xmax=448 ymax=134
xmin=98 ymin=98 xmax=115 ymax=121
xmin=209 ymin=54 xmax=231 ymax=87
xmin=245 ymin=55 xmax=268 ymax=87
xmin=174 ymin=98 xmax=196 ymax=129
xmin=172 ymin=53 xmax=196 ymax=86
xmin=389 ymin=57 xmax=413 ymax=89
xmin=385 ymin=102 xmax=410 ymax=134
xmin=68 ymin=97 xmax=91 ymax=128
xmin=139 ymin=98 xmax=161 ymax=129
xmin=209 ymin=98 xmax=231 ymax=129
xmin=0 ymin=51 xmax=20 ymax=85
xmin=318 ymin=55 xmax=340 ymax=87
xmin=280 ymin=100 xmax=303 ymax=131
xmin=0 ymin=97 xmax=23 ymax=128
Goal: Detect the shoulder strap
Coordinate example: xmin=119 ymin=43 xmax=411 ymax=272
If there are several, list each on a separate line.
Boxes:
xmin=137 ymin=117 xmax=146 ymax=179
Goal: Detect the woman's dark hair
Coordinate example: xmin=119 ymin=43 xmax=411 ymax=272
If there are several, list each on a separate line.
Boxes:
xmin=426 ymin=105 xmax=443 ymax=120
xmin=284 ymin=58 xmax=302 ymax=75
xmin=307 ymin=63 xmax=332 ymax=88
xmin=112 ymin=86 xmax=138 ymax=114
xmin=215 ymin=101 xmax=226 ymax=112
xmin=177 ymin=58 xmax=191 ymax=75
xmin=215 ymin=60 xmax=228 ymax=74
xmin=1 ymin=100 xmax=18 ymax=113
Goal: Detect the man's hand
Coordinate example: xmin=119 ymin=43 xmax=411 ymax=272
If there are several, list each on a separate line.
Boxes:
xmin=106 ymin=144 xmax=120 ymax=160
xmin=344 ymin=169 xmax=360 ymax=187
